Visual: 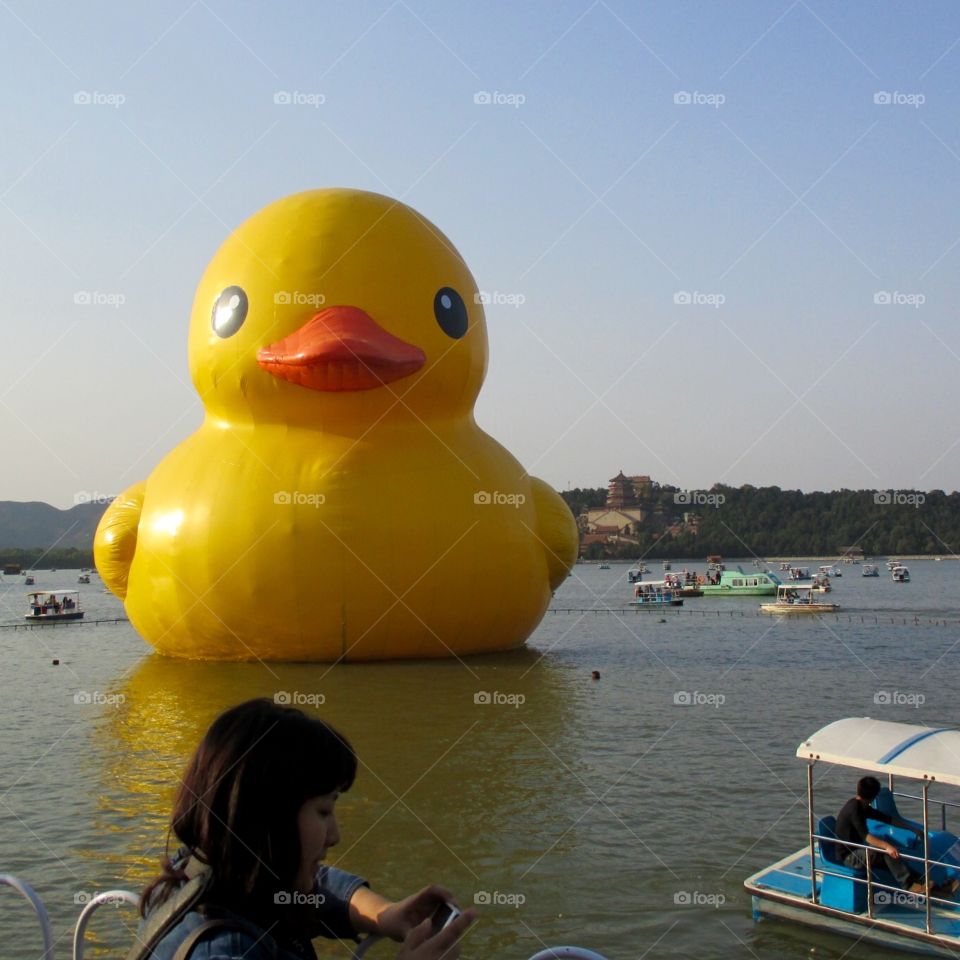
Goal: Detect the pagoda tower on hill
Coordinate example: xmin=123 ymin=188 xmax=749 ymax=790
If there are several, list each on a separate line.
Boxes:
xmin=606 ymin=471 xmax=637 ymax=509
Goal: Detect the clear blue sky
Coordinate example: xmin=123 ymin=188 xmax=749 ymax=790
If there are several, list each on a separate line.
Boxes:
xmin=2 ymin=1 xmax=959 ymax=508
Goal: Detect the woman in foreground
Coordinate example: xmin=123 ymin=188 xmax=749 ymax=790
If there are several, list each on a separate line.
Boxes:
xmin=137 ymin=698 xmax=475 ymax=960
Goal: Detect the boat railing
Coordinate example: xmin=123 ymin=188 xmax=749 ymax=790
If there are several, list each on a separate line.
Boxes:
xmin=810 ymin=831 xmax=959 ymax=932
xmin=2 ymin=875 xmax=141 ymax=960
xmin=889 ymin=788 xmax=960 ymax=831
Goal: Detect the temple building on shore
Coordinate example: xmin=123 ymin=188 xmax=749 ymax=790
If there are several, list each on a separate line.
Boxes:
xmin=579 ymin=472 xmax=653 ymax=540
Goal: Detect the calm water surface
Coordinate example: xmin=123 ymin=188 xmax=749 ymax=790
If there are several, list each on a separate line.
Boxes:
xmin=1 ymin=560 xmax=958 ymax=959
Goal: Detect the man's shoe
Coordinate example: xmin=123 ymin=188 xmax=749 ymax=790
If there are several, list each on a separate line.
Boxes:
xmin=907 ymin=881 xmax=926 ymax=894
xmin=933 ymin=878 xmax=960 ymax=898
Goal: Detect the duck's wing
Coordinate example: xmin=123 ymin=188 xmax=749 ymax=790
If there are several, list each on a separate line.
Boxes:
xmin=93 ymin=481 xmax=146 ymax=600
xmin=529 ymin=477 xmax=578 ymax=591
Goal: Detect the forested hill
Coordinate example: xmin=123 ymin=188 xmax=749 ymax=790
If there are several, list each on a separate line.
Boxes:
xmin=560 ymin=484 xmax=957 ymax=558
xmin=0 ymin=500 xmax=106 ymax=566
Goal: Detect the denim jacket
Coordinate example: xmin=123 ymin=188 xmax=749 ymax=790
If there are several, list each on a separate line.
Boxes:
xmin=139 ymin=857 xmax=368 ymax=960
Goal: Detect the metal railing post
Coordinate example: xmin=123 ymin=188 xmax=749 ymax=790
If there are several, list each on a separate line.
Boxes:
xmin=923 ymin=780 xmax=932 ymax=935
xmin=808 ymin=762 xmax=818 ymax=903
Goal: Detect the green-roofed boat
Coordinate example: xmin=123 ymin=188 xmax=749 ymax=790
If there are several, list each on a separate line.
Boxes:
xmin=700 ymin=565 xmax=780 ymax=596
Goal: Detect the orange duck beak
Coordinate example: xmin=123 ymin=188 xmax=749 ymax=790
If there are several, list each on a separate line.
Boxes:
xmin=257 ymin=306 xmax=426 ymax=392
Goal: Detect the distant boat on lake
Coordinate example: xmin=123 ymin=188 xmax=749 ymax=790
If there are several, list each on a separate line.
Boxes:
xmin=701 ymin=566 xmax=780 ymax=596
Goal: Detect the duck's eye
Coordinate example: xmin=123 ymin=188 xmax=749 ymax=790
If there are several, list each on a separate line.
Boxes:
xmin=433 ymin=287 xmax=468 ymax=339
xmin=211 ymin=286 xmax=248 ymax=338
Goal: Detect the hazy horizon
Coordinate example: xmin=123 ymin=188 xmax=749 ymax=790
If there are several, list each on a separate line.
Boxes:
xmin=3 ymin=2 xmax=959 ymax=509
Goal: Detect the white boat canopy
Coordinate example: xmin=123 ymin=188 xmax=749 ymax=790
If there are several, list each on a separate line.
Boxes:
xmin=797 ymin=717 xmax=960 ymax=787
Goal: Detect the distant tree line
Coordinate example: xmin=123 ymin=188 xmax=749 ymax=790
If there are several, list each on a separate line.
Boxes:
xmin=0 ymin=547 xmax=94 ymax=569
xmin=561 ymin=483 xmax=958 ymax=559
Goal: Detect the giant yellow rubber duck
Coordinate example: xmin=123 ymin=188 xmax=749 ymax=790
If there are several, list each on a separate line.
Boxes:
xmin=95 ymin=189 xmax=577 ymax=660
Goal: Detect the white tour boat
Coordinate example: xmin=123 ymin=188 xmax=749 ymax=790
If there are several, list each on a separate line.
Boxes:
xmin=629 ymin=580 xmax=683 ymax=608
xmin=760 ymin=584 xmax=840 ymax=615
xmin=25 ymin=590 xmax=84 ymax=622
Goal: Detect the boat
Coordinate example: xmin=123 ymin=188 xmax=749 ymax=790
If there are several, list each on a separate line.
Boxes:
xmin=746 ymin=717 xmax=960 ymax=957
xmin=629 ymin=580 xmax=683 ymax=607
xmin=662 ymin=560 xmax=671 ymax=571
xmin=887 ymin=559 xmax=902 ymax=570
xmin=759 ymin=584 xmax=840 ymax=614
xmin=819 ymin=564 xmax=842 ymax=578
xmin=664 ymin=572 xmax=703 ymax=597
xmin=78 ymin=573 xmax=91 ymax=584
xmin=780 ymin=562 xmax=791 ymax=571
xmin=701 ymin=566 xmax=780 ymax=596
xmin=892 ymin=565 xmax=911 ymax=583
xmin=789 ymin=566 xmax=811 ymax=580
xmin=24 ymin=590 xmax=84 ymax=622
xmin=23 ymin=575 xmax=35 ymax=586
xmin=810 ymin=574 xmax=832 ymax=593
xmin=862 ymin=564 xmax=880 ymax=577
xmin=627 ymin=563 xmax=649 ymax=583
xmin=3 ymin=563 xmax=21 ymax=575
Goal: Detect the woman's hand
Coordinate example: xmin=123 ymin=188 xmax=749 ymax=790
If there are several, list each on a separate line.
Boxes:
xmin=376 ymin=885 xmax=458 ymax=941
xmin=395 ymin=910 xmax=476 ymax=960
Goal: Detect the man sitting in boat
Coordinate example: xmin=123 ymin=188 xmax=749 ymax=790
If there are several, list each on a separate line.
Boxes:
xmin=836 ymin=776 xmax=925 ymax=892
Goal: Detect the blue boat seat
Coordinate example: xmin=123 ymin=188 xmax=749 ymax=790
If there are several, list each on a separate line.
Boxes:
xmin=818 ymin=816 xmax=868 ymax=913
xmin=868 ymin=788 xmax=922 ymax=849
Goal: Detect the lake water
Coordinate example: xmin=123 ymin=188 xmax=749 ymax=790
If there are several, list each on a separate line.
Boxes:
xmin=1 ymin=560 xmax=958 ymax=959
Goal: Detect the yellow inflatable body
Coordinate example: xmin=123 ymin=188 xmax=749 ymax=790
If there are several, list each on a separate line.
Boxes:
xmin=95 ymin=189 xmax=577 ymax=660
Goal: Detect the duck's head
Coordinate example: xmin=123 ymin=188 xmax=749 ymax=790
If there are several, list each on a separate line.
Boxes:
xmin=188 ymin=189 xmax=487 ymax=430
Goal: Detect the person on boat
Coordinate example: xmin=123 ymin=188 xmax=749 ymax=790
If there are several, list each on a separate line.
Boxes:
xmin=835 ymin=776 xmax=925 ymax=891
xmin=138 ymin=698 xmax=475 ymax=960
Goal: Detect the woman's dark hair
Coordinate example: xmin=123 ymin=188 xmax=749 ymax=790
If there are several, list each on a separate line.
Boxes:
xmin=141 ymin=698 xmax=356 ymax=917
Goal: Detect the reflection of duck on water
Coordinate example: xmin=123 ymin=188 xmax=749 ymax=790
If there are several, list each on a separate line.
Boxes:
xmin=95 ymin=189 xmax=577 ymax=662
xmin=97 ymin=649 xmax=581 ymax=949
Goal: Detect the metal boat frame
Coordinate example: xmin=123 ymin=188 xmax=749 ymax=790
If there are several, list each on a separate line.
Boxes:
xmin=746 ymin=718 xmax=960 ymax=956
